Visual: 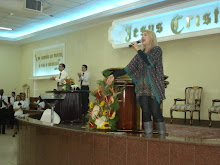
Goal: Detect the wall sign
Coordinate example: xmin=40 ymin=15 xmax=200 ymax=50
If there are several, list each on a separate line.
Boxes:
xmin=109 ymin=0 xmax=220 ymax=48
xmin=33 ymin=43 xmax=65 ymax=77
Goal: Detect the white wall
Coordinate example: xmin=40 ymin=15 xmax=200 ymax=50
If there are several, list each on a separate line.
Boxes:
xmin=160 ymin=34 xmax=220 ymax=121
xmin=0 ymin=44 xmax=22 ymax=96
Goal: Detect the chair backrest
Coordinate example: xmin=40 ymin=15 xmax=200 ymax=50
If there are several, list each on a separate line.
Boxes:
xmin=185 ymin=86 xmax=203 ymax=105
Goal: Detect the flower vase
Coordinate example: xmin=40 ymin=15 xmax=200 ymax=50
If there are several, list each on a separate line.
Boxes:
xmin=65 ymin=84 xmax=72 ymax=91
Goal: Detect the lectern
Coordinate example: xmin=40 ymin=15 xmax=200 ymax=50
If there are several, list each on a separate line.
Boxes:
xmin=46 ymin=90 xmax=89 ymax=123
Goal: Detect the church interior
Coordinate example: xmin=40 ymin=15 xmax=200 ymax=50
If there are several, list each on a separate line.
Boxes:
xmin=0 ymin=0 xmax=219 ymax=164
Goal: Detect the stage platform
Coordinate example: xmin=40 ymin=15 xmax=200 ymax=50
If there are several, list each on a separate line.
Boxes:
xmin=16 ymin=114 xmax=220 ymax=165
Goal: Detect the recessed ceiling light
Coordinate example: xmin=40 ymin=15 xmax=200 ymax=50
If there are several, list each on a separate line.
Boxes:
xmin=0 ymin=27 xmax=13 ymax=31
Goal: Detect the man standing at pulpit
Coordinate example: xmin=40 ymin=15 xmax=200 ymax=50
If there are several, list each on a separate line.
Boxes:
xmin=50 ymin=63 xmax=68 ymax=90
xmin=78 ymin=64 xmax=90 ymax=119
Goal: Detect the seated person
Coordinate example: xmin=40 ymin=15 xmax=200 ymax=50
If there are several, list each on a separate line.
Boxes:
xmin=40 ymin=109 xmax=61 ymax=124
xmin=34 ymin=96 xmax=45 ymax=110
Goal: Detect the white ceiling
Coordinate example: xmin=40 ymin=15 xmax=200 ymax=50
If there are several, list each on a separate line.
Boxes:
xmin=0 ymin=0 xmax=191 ymax=44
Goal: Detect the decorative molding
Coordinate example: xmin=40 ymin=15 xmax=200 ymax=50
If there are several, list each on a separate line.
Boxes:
xmin=29 ymin=75 xmax=56 ymax=80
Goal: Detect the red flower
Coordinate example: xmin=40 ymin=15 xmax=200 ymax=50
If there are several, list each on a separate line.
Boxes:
xmin=105 ymin=96 xmax=112 ymax=104
xmin=109 ymin=110 xmax=114 ymax=118
xmin=96 ymin=90 xmax=102 ymax=99
xmin=107 ymin=96 xmax=111 ymax=101
xmin=89 ymin=122 xmax=95 ymax=128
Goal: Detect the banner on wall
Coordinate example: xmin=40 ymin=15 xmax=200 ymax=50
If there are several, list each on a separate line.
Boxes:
xmin=33 ymin=43 xmax=65 ymax=77
xmin=109 ymin=0 xmax=220 ymax=48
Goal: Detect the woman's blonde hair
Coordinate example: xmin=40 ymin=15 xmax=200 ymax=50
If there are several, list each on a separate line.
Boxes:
xmin=143 ymin=30 xmax=158 ymax=50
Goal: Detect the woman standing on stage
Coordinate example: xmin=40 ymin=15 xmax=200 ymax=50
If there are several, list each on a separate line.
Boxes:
xmin=107 ymin=30 xmax=166 ymax=137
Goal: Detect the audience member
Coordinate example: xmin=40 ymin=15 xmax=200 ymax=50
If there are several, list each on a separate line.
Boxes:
xmin=0 ymin=89 xmax=9 ymax=134
xmin=12 ymin=95 xmax=24 ymax=137
xmin=35 ymin=96 xmax=45 ymax=110
xmin=21 ymin=93 xmax=30 ymax=110
xmin=10 ymin=92 xmax=16 ymax=105
xmin=8 ymin=92 xmax=16 ymax=128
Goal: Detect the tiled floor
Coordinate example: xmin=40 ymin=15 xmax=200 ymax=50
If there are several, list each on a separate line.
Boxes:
xmin=0 ymin=128 xmax=17 ymax=165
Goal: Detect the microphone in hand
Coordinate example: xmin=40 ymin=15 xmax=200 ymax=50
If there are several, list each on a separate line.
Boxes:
xmin=129 ymin=40 xmax=141 ymax=48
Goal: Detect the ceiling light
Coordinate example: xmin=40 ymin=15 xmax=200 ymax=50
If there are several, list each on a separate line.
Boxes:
xmin=0 ymin=27 xmax=13 ymax=31
xmin=0 ymin=0 xmax=164 ymax=40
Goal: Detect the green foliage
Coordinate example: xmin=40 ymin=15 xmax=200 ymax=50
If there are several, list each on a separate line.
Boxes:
xmin=110 ymin=101 xmax=119 ymax=112
xmin=109 ymin=115 xmax=119 ymax=131
xmin=102 ymin=70 xmax=113 ymax=77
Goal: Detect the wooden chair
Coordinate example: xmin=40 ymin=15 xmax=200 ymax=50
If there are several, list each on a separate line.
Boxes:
xmin=208 ymin=99 xmax=220 ymax=127
xmin=170 ymin=86 xmax=203 ymax=125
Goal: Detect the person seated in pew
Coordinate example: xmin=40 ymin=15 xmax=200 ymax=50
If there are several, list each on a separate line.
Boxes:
xmin=34 ymin=96 xmax=45 ymax=110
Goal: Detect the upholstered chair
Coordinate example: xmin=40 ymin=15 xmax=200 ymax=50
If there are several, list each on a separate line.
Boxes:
xmin=208 ymin=99 xmax=220 ymax=127
xmin=170 ymin=86 xmax=203 ymax=125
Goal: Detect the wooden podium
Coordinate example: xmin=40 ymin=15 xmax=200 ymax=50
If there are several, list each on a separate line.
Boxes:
xmin=103 ymin=68 xmax=140 ymax=131
xmin=46 ymin=90 xmax=89 ymax=123
xmin=115 ymin=81 xmax=137 ymax=131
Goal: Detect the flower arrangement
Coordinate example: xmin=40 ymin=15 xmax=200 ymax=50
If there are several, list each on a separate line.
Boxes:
xmin=63 ymin=78 xmax=75 ymax=90
xmin=86 ymin=71 xmax=126 ymax=131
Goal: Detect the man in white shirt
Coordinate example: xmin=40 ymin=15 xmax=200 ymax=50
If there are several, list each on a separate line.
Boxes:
xmin=0 ymin=89 xmax=9 ymax=134
xmin=50 ymin=63 xmax=68 ymax=90
xmin=10 ymin=92 xmax=16 ymax=105
xmin=21 ymin=93 xmax=30 ymax=110
xmin=78 ymin=64 xmax=90 ymax=121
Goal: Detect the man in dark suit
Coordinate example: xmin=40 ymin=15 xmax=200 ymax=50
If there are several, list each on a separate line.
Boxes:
xmin=0 ymin=89 xmax=9 ymax=134
xmin=78 ymin=65 xmax=90 ymax=122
